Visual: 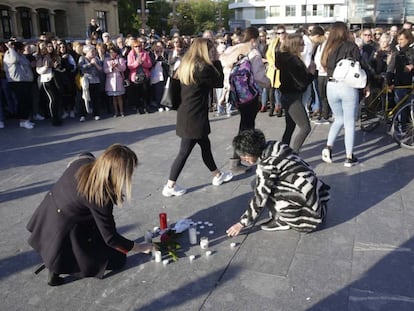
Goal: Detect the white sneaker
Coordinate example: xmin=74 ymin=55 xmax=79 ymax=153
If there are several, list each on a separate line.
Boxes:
xmin=0 ymin=121 xmax=4 ymax=129
xmin=69 ymin=111 xmax=75 ymax=118
xmin=212 ymin=171 xmax=233 ymax=186
xmin=94 ymin=116 xmax=100 ymax=121
xmin=321 ymin=148 xmax=332 ymax=163
xmin=61 ymin=111 xmax=69 ymax=119
xmin=19 ymin=120 xmax=34 ymax=129
xmin=164 ymin=107 xmax=170 ymax=111
xmin=158 ymin=107 xmax=164 ymax=112
xmin=33 ymin=113 xmax=45 ymax=121
xmin=162 ymin=184 xmax=186 ymax=197
xmin=79 ymin=116 xmax=86 ymax=122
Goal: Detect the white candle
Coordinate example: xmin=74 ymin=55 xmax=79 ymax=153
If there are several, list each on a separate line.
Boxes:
xmin=200 ymin=237 xmax=209 ymax=249
xmin=154 ymin=251 xmax=162 ymax=262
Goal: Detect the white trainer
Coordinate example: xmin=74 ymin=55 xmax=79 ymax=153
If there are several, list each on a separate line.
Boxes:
xmin=212 ymin=171 xmax=233 ymax=186
xmin=33 ymin=114 xmax=45 ymax=121
xmin=162 ymin=184 xmax=187 ymax=197
xmin=19 ymin=120 xmax=34 ymax=129
xmin=0 ymin=121 xmax=4 ymax=129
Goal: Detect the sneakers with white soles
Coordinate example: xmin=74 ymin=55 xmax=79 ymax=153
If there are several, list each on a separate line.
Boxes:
xmin=260 ymin=218 xmax=291 ymax=231
xmin=321 ymin=148 xmax=332 ymax=163
xmin=212 ymin=171 xmax=233 ymax=186
xmin=162 ymin=184 xmax=187 ymax=197
xmin=344 ymin=155 xmax=358 ymax=167
xmin=19 ymin=120 xmax=34 ymax=129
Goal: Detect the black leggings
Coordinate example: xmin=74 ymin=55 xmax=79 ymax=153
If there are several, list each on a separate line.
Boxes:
xmin=169 ymin=137 xmax=218 ymax=182
xmin=281 ymin=92 xmax=311 ymax=154
xmin=232 ymin=97 xmax=260 ymax=158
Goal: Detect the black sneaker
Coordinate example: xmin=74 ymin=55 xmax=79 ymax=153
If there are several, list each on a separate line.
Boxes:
xmin=260 ymin=219 xmax=290 ymax=231
xmin=344 ymin=155 xmax=358 ymax=167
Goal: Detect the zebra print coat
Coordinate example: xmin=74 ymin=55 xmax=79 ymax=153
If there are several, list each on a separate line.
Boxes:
xmin=239 ymin=141 xmax=330 ymax=232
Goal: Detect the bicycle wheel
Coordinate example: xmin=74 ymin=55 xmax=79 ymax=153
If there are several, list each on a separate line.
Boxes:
xmin=391 ymin=101 xmax=414 ymax=149
xmin=359 ymin=97 xmax=382 ymax=132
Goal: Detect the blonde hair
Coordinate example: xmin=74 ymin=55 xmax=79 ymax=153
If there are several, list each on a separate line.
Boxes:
xmin=76 ymin=144 xmax=138 ymax=207
xmin=280 ymin=33 xmax=304 ymax=58
xmin=177 ymin=38 xmax=214 ymax=85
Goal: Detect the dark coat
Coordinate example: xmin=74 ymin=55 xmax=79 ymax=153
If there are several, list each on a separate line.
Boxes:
xmin=26 ymin=155 xmax=134 ymax=278
xmin=275 ymin=51 xmax=314 ymax=93
xmin=325 ymin=40 xmax=361 ymax=78
xmin=176 ymin=60 xmax=224 ymax=139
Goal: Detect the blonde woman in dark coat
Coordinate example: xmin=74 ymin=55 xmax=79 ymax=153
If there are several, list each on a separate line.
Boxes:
xmin=27 ymin=144 xmax=153 ymax=286
xmin=162 ymin=38 xmax=233 ymax=197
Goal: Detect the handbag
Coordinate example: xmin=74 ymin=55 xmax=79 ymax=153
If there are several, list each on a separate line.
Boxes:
xmin=160 ymin=77 xmax=181 ymax=110
xmin=333 ymin=58 xmax=367 ymax=89
xmin=134 ymin=65 xmax=147 ymax=84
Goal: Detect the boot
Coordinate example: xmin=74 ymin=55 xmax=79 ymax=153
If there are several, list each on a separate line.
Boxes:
xmin=228 ymin=158 xmax=251 ymax=174
xmin=48 ymin=270 xmax=64 ymax=286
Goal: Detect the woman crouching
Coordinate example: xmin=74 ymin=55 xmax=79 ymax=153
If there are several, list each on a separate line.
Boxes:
xmin=27 ymin=144 xmax=153 ymax=286
xmin=226 ymin=129 xmax=330 ymax=236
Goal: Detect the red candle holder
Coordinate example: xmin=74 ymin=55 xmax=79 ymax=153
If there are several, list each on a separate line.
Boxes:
xmin=159 ymin=213 xmax=167 ymax=230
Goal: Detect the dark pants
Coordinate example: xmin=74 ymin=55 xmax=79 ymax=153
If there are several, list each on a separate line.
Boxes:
xmin=317 ymin=76 xmax=331 ymax=119
xmin=41 ymin=80 xmax=61 ymax=124
xmin=281 ymin=92 xmax=311 ymax=154
xmin=80 ymin=83 xmax=101 ymax=117
xmin=169 ymin=137 xmax=218 ymax=182
xmin=233 ymin=97 xmax=260 ymax=158
xmin=9 ymin=81 xmax=33 ymax=120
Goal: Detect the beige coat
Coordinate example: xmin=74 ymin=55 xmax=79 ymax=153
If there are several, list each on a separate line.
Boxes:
xmin=219 ymin=42 xmax=270 ymax=91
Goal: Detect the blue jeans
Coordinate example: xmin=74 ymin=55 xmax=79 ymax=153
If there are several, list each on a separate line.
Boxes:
xmin=326 ymin=80 xmax=359 ymax=157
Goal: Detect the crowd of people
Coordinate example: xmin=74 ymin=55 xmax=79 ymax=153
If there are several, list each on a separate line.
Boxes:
xmin=22 ymin=19 xmax=414 ymax=286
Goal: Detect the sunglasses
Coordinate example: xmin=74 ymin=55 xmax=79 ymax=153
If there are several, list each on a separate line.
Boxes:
xmin=277 ymin=31 xmax=286 ymax=35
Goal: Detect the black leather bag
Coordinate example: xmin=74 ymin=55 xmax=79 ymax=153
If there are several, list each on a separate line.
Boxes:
xmin=160 ymin=77 xmax=181 ymax=110
xmin=134 ymin=66 xmax=147 ymax=84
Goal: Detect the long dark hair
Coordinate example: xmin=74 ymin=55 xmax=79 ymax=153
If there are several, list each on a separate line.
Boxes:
xmin=321 ymin=21 xmax=351 ymax=68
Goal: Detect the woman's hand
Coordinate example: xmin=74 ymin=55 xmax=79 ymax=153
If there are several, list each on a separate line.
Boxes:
xmin=226 ymin=222 xmax=243 ymax=237
xmin=132 ymin=242 xmax=153 ymax=254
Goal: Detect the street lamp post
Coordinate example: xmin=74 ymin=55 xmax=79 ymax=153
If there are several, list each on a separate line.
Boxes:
xmin=137 ymin=0 xmax=149 ymax=31
xmin=169 ymin=0 xmax=179 ymax=36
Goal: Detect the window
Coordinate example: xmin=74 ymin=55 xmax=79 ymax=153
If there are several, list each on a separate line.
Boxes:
xmin=235 ymin=8 xmax=243 ymax=20
xmin=286 ymin=5 xmax=296 ymax=17
xmin=38 ymin=9 xmax=50 ymax=33
xmin=20 ymin=9 xmax=32 ymax=39
xmin=324 ymin=4 xmax=334 ymax=17
xmin=255 ymin=7 xmax=265 ymax=19
xmin=269 ymin=6 xmax=281 ymax=17
xmin=1 ymin=9 xmax=11 ymax=39
xmin=96 ymin=11 xmax=107 ymax=33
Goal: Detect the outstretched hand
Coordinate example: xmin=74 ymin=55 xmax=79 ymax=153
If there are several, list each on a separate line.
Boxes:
xmin=226 ymin=222 xmax=243 ymax=237
xmin=132 ymin=242 xmax=153 ymax=254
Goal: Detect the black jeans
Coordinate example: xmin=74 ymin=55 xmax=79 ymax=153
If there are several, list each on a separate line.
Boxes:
xmin=169 ymin=137 xmax=218 ymax=182
xmin=281 ymin=92 xmax=311 ymax=154
xmin=232 ymin=97 xmax=260 ymax=158
xmin=9 ymin=81 xmax=32 ymax=120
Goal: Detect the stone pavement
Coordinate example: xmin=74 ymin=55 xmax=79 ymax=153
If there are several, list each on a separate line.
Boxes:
xmin=1 ymin=108 xmax=413 ymax=311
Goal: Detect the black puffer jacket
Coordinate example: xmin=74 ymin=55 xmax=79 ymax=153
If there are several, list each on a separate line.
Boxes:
xmin=386 ymin=44 xmax=414 ymax=86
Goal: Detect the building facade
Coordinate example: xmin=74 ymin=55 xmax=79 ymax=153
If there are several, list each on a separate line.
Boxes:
xmin=0 ymin=0 xmax=119 ymax=41
xmin=228 ymin=0 xmax=414 ymax=30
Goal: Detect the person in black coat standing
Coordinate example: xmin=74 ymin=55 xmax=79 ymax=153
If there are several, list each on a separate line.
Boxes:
xmin=162 ymin=38 xmax=233 ymax=197
xmin=27 ymin=144 xmax=153 ymax=286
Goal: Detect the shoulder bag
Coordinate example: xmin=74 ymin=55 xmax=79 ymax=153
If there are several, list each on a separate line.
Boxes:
xmin=160 ymin=76 xmax=181 ymax=110
xmin=332 ymin=46 xmax=367 ymax=89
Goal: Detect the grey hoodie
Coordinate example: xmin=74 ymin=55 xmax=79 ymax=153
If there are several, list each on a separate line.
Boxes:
xmin=3 ymin=48 xmax=33 ymax=82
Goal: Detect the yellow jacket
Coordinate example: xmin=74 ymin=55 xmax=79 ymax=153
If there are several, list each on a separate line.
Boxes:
xmin=265 ymin=38 xmax=281 ymax=88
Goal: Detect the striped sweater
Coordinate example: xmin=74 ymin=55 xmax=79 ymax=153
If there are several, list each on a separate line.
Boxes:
xmin=239 ymin=141 xmax=330 ymax=232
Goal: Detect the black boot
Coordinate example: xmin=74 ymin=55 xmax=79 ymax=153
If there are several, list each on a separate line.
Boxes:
xmin=48 ymin=271 xmax=64 ymax=286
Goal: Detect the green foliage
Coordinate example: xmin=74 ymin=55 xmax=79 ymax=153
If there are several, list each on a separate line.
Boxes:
xmin=118 ymin=0 xmax=232 ymax=37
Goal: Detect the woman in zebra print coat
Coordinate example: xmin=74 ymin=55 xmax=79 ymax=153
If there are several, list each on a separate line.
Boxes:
xmin=226 ymin=129 xmax=330 ymax=236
